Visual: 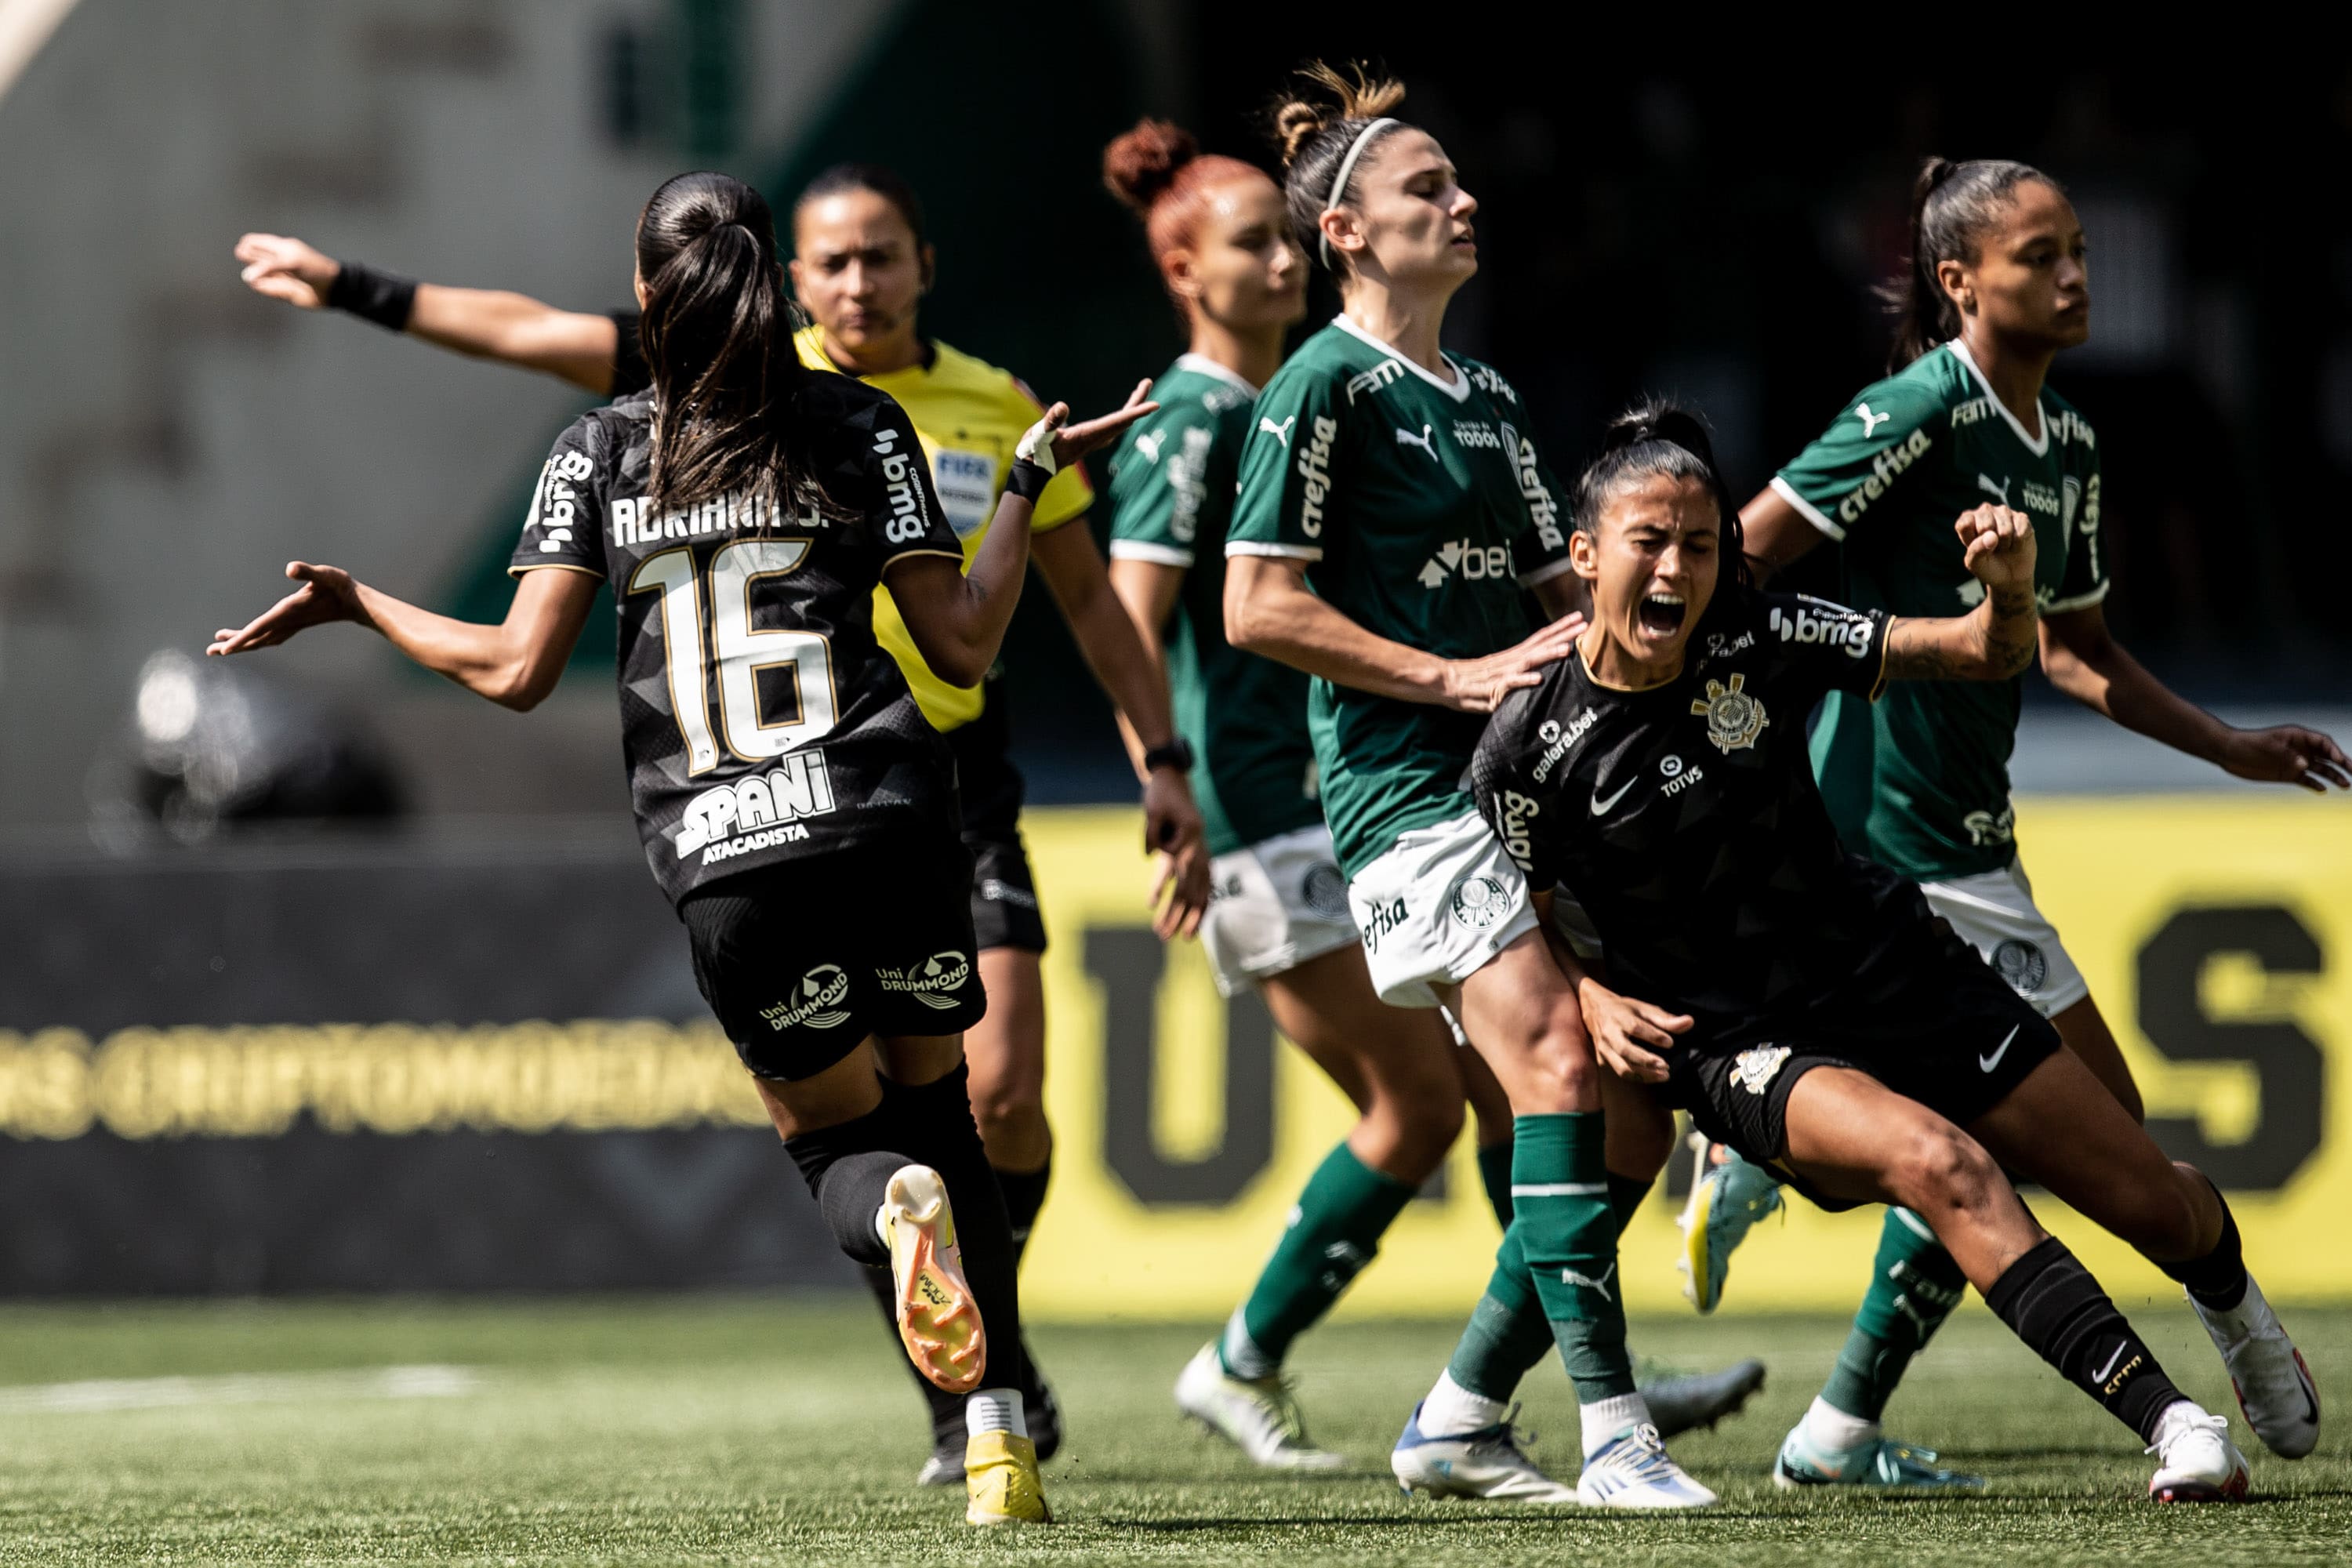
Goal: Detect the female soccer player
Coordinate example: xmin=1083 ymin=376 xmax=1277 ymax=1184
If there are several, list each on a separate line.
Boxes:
xmin=1683 ymin=158 xmax=2337 ymax=1488
xmin=1478 ymin=400 xmax=2299 ymax=1503
xmin=237 ymin=166 xmax=1210 ymax=1482
xmin=210 ymin=172 xmax=1154 ymax=1526
xmin=1221 ymin=65 xmax=1711 ymax=1509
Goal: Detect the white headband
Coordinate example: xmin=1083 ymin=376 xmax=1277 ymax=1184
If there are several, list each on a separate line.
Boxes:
xmin=1319 ymin=117 xmax=1397 ymax=266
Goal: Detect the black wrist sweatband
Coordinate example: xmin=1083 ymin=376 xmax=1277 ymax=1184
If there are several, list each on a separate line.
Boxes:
xmin=325 ymin=260 xmax=418 ymax=332
xmin=1004 ymin=459 xmax=1052 ymax=503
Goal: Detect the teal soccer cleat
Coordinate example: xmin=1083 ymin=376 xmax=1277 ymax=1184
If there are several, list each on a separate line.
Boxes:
xmin=1773 ymin=1420 xmax=1984 ymax=1490
xmin=1676 ymin=1138 xmax=1784 ymax=1313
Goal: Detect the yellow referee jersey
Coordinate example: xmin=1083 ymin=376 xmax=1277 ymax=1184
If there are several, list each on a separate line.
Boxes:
xmin=794 ymin=326 xmax=1093 ymax=731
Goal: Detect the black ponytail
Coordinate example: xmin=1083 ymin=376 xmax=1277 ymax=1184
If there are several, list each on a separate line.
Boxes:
xmin=1881 ymin=156 xmax=2060 ymax=371
xmin=1573 ymin=400 xmax=1749 ymax=590
xmin=633 ymin=171 xmax=826 ymax=523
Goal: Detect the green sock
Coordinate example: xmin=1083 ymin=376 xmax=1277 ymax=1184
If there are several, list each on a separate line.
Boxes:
xmin=1219 ymin=1141 xmax=1415 ymax=1379
xmin=1818 ymin=1207 xmax=1968 ymax=1421
xmin=1515 ymin=1112 xmax=1636 ymax=1402
xmin=1446 ymin=1161 xmax=1654 ymax=1401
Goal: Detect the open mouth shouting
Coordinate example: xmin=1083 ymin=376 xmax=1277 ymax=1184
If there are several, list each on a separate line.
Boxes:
xmin=1635 ymin=591 xmax=1688 ymax=641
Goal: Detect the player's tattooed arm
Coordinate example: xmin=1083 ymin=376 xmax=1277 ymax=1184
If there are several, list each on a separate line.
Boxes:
xmin=1884 ymin=504 xmax=2039 ymax=682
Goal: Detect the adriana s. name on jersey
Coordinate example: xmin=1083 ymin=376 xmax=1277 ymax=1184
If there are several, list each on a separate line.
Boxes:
xmin=510 ymin=379 xmax=966 ymax=905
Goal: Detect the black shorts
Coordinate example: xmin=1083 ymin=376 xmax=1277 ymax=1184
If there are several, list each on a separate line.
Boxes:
xmin=681 ymin=831 xmax=988 ymax=1082
xmin=948 ymin=692 xmax=1047 ymax=955
xmin=1665 ymin=941 xmax=2060 ymax=1212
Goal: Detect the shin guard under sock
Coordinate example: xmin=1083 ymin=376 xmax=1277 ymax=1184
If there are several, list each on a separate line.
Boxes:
xmin=1515 ymin=1112 xmax=1637 ymax=1403
xmin=1225 ymin=1142 xmax=1416 ymax=1377
xmin=2157 ymin=1187 xmax=2249 ymax=1313
xmin=1820 ymin=1207 xmax=1968 ymax=1422
xmin=1985 ymin=1236 xmax=2184 ymax=1443
xmin=882 ymin=1064 xmax=1029 ymax=1396
xmin=1476 ymin=1138 xmax=1515 ymax=1230
xmin=783 ymin=1102 xmax=914 ymax=1269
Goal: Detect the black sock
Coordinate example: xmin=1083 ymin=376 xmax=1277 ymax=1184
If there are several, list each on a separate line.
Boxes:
xmin=886 ymin=1063 xmax=1030 ymax=1396
xmin=1606 ymin=1172 xmax=1654 ymax=1237
xmin=994 ymin=1157 xmax=1052 ymax=1269
xmin=1985 ymin=1236 xmax=2184 ymax=1443
xmin=782 ymin=1101 xmax=913 ymax=1269
xmin=857 ymin=1261 xmax=965 ymax=1441
xmin=2158 ymin=1187 xmax=2248 ymax=1313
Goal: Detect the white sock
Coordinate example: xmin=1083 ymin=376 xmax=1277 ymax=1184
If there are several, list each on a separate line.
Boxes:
xmin=966 ymin=1387 xmax=1027 ymax=1440
xmin=1418 ymin=1371 xmax=1508 ymax=1438
xmin=1802 ymin=1395 xmax=1881 ymax=1454
xmin=1579 ymin=1391 xmax=1651 ymax=1457
xmin=872 ymin=1201 xmax=895 ymax=1254
xmin=1219 ymin=1309 xmax=1278 ymax=1381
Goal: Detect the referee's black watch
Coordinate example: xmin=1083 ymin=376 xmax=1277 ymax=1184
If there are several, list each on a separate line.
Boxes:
xmin=1142 ymin=737 xmax=1195 ymax=775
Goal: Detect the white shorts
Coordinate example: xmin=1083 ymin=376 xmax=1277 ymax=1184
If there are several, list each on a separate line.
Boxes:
xmin=1348 ymin=810 xmax=1541 ymax=1010
xmin=1200 ymin=823 xmax=1361 ymax=998
xmin=1919 ymin=857 xmax=2089 ymax=1018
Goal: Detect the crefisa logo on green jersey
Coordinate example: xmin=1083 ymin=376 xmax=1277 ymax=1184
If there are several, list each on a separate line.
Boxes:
xmin=1837 ymin=428 xmax=1933 ymax=528
xmin=1295 ymin=416 xmax=1340 ymax=537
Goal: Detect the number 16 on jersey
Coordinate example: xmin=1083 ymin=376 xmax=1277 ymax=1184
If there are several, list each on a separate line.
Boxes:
xmin=628 ymin=539 xmax=838 ymax=775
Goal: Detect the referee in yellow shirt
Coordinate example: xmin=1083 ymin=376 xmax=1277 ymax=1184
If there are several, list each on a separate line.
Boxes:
xmin=237 ymin=163 xmax=1211 ymax=1483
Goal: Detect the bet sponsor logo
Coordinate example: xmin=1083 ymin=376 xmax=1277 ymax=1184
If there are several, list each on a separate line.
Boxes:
xmin=1769 ymin=601 xmax=1874 ymax=659
xmin=674 ymin=751 xmax=837 ymax=862
xmin=877 ymin=951 xmax=972 ymax=1011
xmin=1295 ymin=416 xmax=1340 ymax=538
xmin=1504 ymin=424 xmax=1564 ymax=549
xmin=1692 ymin=673 xmax=1769 ymax=753
xmin=1835 ymin=427 xmax=1933 ymax=528
xmin=1417 ymin=539 xmax=1512 ymax=590
xmin=1531 ymin=708 xmax=1598 ymax=783
xmin=760 ymin=965 xmax=852 ymax=1031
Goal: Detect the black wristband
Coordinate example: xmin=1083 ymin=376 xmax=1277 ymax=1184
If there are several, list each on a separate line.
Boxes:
xmin=325 ymin=260 xmax=418 ymax=332
xmin=1142 ymin=737 xmax=1195 ymax=774
xmin=1004 ymin=459 xmax=1052 ymax=503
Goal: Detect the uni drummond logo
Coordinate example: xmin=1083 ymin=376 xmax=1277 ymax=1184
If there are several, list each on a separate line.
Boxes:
xmin=762 ymin=966 xmax=851 ymax=1031
xmin=877 ymin=951 xmax=972 ymax=1011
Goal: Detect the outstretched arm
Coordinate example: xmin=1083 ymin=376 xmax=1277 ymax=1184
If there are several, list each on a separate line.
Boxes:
xmin=1882 ymin=505 xmax=2041 ymax=682
xmin=2040 ymin=604 xmax=2350 ymax=791
xmin=1224 ymin=555 xmax=1585 ymax=713
xmin=207 ymin=561 xmax=599 ymax=711
xmin=1739 ymin=484 xmax=1830 ymax=588
xmin=235 ymin=233 xmax=622 ymax=394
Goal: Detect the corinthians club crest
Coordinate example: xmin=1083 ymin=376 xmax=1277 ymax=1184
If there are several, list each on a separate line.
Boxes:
xmin=1692 ymin=672 xmax=1768 ymax=754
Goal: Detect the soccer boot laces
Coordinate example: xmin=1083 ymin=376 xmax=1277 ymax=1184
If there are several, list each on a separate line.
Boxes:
xmin=1389 ymin=1401 xmax=1576 ymax=1503
xmin=2146 ymin=1406 xmax=2250 ymax=1504
xmin=2187 ymin=1277 xmax=2320 ymax=1459
xmin=881 ymin=1165 xmax=985 ymax=1395
xmin=1576 ymin=1421 xmax=1719 ymax=1509
xmin=1174 ymin=1343 xmax=1345 ymax=1470
xmin=1635 ymin=1356 xmax=1768 ymax=1439
xmin=964 ymin=1431 xmax=1053 ymax=1526
xmin=1772 ymin=1420 xmax=1984 ymax=1490
xmin=1676 ymin=1138 xmax=1783 ymax=1314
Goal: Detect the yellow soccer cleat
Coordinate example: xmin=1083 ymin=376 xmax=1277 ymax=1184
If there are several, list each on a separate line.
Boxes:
xmin=882 ymin=1165 xmax=986 ymax=1394
xmin=965 ymin=1431 xmax=1053 ymax=1526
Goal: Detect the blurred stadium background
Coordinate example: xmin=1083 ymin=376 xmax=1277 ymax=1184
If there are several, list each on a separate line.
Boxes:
xmin=0 ymin=0 xmax=2347 ymax=1323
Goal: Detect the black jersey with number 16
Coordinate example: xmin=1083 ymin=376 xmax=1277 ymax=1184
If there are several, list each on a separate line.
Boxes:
xmin=1472 ymin=588 xmax=1958 ymax=1044
xmin=510 ymin=379 xmax=966 ymax=905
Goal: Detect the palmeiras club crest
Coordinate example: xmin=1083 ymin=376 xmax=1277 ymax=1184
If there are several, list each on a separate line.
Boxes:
xmin=1692 ymin=672 xmax=1769 ymax=754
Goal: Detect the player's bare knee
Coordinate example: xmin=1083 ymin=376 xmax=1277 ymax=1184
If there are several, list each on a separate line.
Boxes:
xmin=1896 ymin=1123 xmax=2001 ymax=1218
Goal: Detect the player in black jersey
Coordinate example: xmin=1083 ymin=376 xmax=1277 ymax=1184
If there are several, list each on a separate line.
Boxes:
xmin=209 ymin=172 xmax=1153 ymax=1529
xmin=1470 ymin=401 xmax=2307 ymax=1502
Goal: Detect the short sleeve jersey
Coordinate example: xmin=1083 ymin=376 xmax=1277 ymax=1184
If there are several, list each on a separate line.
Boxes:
xmin=1472 ymin=589 xmax=1938 ymax=1044
xmin=608 ymin=313 xmax=1093 ymax=733
xmin=1108 ymin=354 xmax=1319 ymax=857
xmin=1770 ymin=339 xmax=2107 ymax=880
xmin=1225 ymin=318 xmax=1575 ymax=878
xmin=510 ymin=380 xmax=964 ymax=904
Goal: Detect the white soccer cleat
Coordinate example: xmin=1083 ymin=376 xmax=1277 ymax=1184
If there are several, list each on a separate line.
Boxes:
xmin=2146 ymin=1406 xmax=2249 ymax=1504
xmin=1390 ymin=1403 xmax=1577 ymax=1503
xmin=1575 ymin=1421 xmax=1719 ymax=1509
xmin=1174 ymin=1344 xmax=1346 ymax=1471
xmin=2187 ymin=1277 xmax=2320 ymax=1459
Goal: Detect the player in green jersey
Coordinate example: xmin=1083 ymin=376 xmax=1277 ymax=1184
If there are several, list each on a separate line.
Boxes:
xmin=1099 ymin=117 xmax=1764 ymax=1473
xmin=1225 ymin=64 xmax=1713 ymax=1509
xmin=1685 ymin=158 xmax=2343 ymax=1486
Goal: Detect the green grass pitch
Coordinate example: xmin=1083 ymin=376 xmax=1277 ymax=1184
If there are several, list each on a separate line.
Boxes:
xmin=0 ymin=1297 xmax=2343 ymax=1565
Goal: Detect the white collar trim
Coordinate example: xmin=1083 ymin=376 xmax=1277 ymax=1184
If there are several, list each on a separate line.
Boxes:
xmin=1945 ymin=338 xmax=2048 ymax=456
xmin=1332 ymin=315 xmax=1470 ymax=402
xmin=1174 ymin=352 xmax=1260 ymax=397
